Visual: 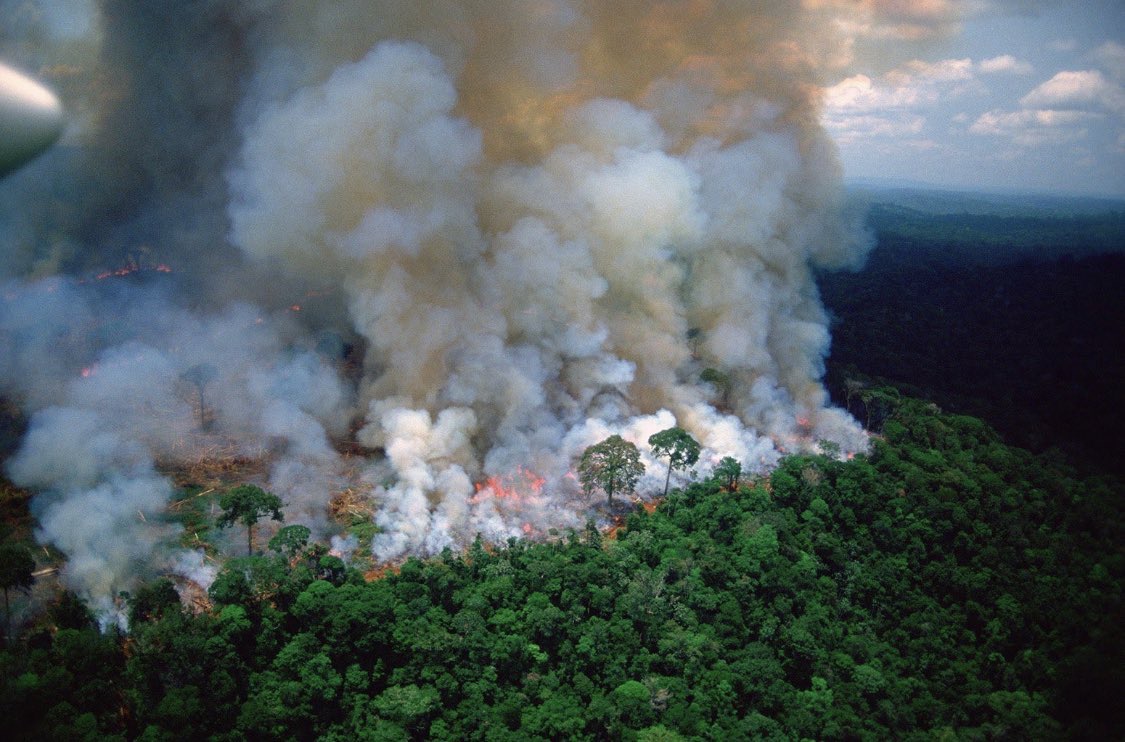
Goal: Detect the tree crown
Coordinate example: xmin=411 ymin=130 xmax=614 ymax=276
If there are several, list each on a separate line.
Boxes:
xmin=647 ymin=427 xmax=701 ymax=470
xmin=578 ymin=434 xmax=645 ymax=501
xmin=218 ymin=484 xmax=284 ymax=529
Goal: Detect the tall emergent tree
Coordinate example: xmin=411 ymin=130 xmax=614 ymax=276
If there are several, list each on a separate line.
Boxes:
xmin=578 ymin=435 xmax=644 ymax=505
xmin=713 ymin=456 xmax=742 ymax=491
xmin=218 ymin=484 xmax=284 ymax=555
xmin=648 ymin=427 xmax=701 ymax=497
xmin=0 ymin=542 xmax=35 ymax=643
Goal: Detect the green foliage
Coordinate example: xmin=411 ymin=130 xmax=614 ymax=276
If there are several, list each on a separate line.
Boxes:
xmin=48 ymin=591 xmax=95 ymax=631
xmin=712 ymin=457 xmax=742 ymax=490
xmin=217 ymin=484 xmax=284 ymax=555
xmin=0 ymin=543 xmax=35 ymax=595
xmin=269 ymin=524 xmax=312 ymax=560
xmin=168 ymin=486 xmax=223 ymax=551
xmin=1 ymin=397 xmax=1121 ymax=739
xmin=648 ymin=427 xmax=701 ymax=497
xmin=821 ymin=241 xmax=1125 ymax=472
xmin=578 ymin=434 xmax=645 ymax=505
xmin=127 ymin=579 xmax=180 ymax=626
xmin=0 ymin=542 xmax=35 ymax=642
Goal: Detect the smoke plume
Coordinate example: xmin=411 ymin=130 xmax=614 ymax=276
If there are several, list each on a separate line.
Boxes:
xmin=0 ymin=1 xmax=917 ymax=607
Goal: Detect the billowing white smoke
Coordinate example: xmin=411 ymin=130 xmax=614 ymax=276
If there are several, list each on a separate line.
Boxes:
xmin=226 ymin=19 xmax=871 ymax=560
xmin=1 ymin=282 xmax=352 ymax=610
xmin=0 ymin=1 xmax=908 ymax=603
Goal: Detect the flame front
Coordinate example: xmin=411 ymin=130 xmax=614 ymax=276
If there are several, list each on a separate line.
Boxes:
xmin=470 ymin=467 xmax=549 ymax=538
xmin=472 ymin=466 xmax=547 ymax=505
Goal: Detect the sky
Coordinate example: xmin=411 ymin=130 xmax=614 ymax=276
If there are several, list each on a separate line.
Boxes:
xmin=820 ymin=1 xmax=1125 ymax=197
xmin=2 ymin=2 xmax=1120 ymax=198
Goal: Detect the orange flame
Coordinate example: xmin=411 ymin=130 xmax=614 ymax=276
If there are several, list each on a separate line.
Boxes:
xmin=85 ymin=260 xmax=173 ymax=282
xmin=471 ymin=466 xmax=546 ymax=504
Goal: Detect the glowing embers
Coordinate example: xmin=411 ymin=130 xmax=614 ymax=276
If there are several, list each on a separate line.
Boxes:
xmin=769 ymin=412 xmax=821 ymax=455
xmin=472 ymin=466 xmax=548 ymax=536
xmin=94 ymin=262 xmax=172 ymax=281
xmin=77 ymin=259 xmax=174 ymax=284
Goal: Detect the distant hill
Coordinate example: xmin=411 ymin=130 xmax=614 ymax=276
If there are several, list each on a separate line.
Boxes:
xmin=846 ymin=180 xmax=1125 ymax=214
xmin=844 ymin=185 xmax=1125 ymax=266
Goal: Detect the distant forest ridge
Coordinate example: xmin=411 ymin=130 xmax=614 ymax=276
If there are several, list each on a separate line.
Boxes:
xmin=844 ymin=185 xmax=1125 ymax=266
xmin=846 ymin=181 xmax=1125 ymax=215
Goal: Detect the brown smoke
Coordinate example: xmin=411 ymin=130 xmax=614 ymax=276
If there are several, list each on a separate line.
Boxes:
xmin=0 ymin=1 xmax=965 ymax=607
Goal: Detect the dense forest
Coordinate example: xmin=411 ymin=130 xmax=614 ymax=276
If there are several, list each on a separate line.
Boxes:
xmin=1 ymin=189 xmax=1123 ymax=739
xmin=821 ymin=191 xmax=1125 ymax=474
xmin=1 ymin=397 xmax=1121 ymax=739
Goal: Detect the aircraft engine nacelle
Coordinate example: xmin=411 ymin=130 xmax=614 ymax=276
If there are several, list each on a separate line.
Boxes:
xmin=0 ymin=62 xmax=64 ymax=177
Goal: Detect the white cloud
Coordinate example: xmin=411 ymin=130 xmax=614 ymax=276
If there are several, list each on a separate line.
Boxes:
xmin=822 ymin=55 xmax=984 ymax=143
xmin=979 ymin=55 xmax=1033 ymax=75
xmin=970 ymin=108 xmax=1097 ymax=146
xmin=969 ymin=60 xmax=1125 ymax=151
xmin=907 ymin=138 xmax=939 ymax=151
xmin=894 ymin=57 xmax=976 ymax=83
xmin=824 ymin=112 xmax=926 ymax=144
xmin=824 ymin=57 xmax=978 ymax=114
xmin=1021 ymin=69 xmax=1125 ymax=114
xmin=824 ymin=74 xmax=921 ymax=111
xmin=971 ymin=108 xmax=1097 ymax=134
xmin=1093 ymin=41 xmax=1125 ymax=83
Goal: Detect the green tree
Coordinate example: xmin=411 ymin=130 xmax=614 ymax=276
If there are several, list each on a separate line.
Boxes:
xmin=858 ymin=385 xmax=901 ymax=431
xmin=648 ymin=427 xmax=701 ymax=497
xmin=128 ymin=578 xmax=180 ymax=625
xmin=579 ymin=435 xmax=645 ymax=505
xmin=218 ymin=484 xmax=284 ymax=555
xmin=713 ymin=456 xmax=742 ymax=490
xmin=0 ymin=542 xmax=34 ymax=642
xmin=269 ymin=524 xmax=312 ymax=560
xmin=49 ymin=590 xmax=95 ymax=631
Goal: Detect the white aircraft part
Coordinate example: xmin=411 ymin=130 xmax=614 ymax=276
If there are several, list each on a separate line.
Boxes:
xmin=0 ymin=63 xmax=64 ymax=176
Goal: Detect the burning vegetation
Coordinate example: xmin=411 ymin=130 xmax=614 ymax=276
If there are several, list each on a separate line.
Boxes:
xmin=0 ymin=1 xmax=878 ymax=614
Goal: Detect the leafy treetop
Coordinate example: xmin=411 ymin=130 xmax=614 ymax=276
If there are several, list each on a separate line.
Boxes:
xmin=713 ymin=456 xmax=742 ymax=490
xmin=218 ymin=484 xmax=284 ymax=555
xmin=578 ymin=434 xmax=645 ymax=505
xmin=648 ymin=427 xmax=701 ymax=497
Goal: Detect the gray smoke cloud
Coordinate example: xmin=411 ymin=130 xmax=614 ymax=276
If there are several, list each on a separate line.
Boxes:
xmin=0 ymin=1 xmax=911 ymax=606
